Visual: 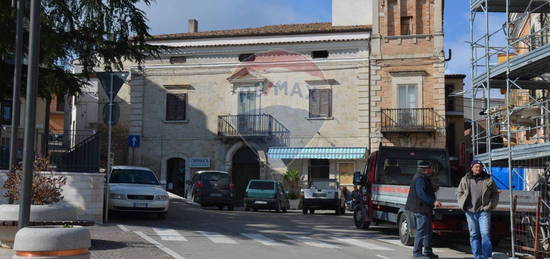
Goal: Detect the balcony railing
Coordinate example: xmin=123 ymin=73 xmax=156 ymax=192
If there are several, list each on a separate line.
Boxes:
xmin=381 ymin=108 xmax=437 ymax=133
xmin=218 ymin=114 xmax=289 ymax=138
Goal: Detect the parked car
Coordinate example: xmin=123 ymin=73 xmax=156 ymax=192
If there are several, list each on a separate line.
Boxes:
xmin=188 ymin=171 xmax=235 ymax=210
xmin=301 ymin=178 xmax=346 ymax=215
xmin=244 ymin=180 xmax=289 ymax=212
xmin=108 ymin=166 xmax=169 ymax=218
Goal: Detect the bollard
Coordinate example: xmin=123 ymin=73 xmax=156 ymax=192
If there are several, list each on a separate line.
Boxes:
xmin=13 ymin=225 xmax=90 ymax=259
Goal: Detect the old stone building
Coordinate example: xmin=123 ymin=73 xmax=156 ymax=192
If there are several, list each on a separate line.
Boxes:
xmin=81 ymin=0 xmax=446 ymax=200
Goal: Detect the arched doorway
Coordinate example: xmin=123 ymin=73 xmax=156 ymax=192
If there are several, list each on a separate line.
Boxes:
xmin=232 ymin=147 xmax=259 ymax=203
xmin=166 ymin=158 xmax=186 ymax=197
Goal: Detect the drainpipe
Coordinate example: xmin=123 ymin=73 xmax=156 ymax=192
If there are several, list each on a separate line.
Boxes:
xmin=368 ymin=40 xmax=372 ymax=155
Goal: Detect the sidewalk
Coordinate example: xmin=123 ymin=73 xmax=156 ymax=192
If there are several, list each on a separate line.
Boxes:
xmin=0 ymin=224 xmax=169 ymax=259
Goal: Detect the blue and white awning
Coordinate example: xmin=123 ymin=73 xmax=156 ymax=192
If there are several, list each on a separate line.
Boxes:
xmin=267 ymin=147 xmax=367 ymax=160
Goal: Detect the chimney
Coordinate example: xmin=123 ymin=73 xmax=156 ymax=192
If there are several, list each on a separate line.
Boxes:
xmin=188 ymin=19 xmax=198 ymax=33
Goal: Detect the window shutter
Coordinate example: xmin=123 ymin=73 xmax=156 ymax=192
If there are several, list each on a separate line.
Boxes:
xmin=319 ymin=89 xmax=331 ymax=117
xmin=309 ymin=90 xmax=320 ymax=117
xmin=166 ymin=93 xmax=187 ymax=121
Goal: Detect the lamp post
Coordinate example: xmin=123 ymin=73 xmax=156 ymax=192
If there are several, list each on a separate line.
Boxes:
xmin=18 ymin=0 xmax=41 ymax=229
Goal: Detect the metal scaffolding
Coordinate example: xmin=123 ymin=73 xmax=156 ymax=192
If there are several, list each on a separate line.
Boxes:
xmin=470 ymin=0 xmax=550 ymax=257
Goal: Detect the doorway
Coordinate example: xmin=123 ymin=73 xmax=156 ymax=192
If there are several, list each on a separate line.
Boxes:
xmin=166 ymin=158 xmax=186 ymax=197
xmin=232 ymin=147 xmax=259 ymax=203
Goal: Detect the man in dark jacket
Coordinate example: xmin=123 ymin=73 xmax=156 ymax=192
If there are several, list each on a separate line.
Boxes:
xmin=405 ymin=161 xmax=442 ymax=259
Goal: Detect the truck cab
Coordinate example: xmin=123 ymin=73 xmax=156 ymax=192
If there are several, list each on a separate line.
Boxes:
xmin=353 ymin=146 xmax=458 ymax=245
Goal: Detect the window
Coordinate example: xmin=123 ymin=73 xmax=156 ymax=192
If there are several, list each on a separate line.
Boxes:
xmin=309 ymin=89 xmax=332 ymax=118
xmin=165 ymin=93 xmax=187 ymax=121
xmin=447 ymin=123 xmax=456 ymax=156
xmin=239 ymin=53 xmax=255 ymax=62
xmin=309 ymin=159 xmax=330 ymax=179
xmin=445 ymin=84 xmax=455 ymax=111
xmin=401 ymin=16 xmax=413 ymax=35
xmin=1 ymin=101 xmax=12 ymax=125
xmin=55 ymin=96 xmax=64 ymax=112
xmin=311 ymin=50 xmax=329 ymax=59
xmin=169 ymin=56 xmax=187 ymax=64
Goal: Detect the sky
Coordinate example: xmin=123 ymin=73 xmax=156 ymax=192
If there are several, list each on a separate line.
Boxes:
xmin=136 ymin=0 xmax=501 ymax=93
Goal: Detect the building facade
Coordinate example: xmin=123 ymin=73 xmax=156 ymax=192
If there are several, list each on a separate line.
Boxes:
xmin=79 ymin=0 xmax=446 ymax=200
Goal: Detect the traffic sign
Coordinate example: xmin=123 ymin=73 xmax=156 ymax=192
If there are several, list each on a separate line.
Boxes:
xmin=128 ymin=135 xmax=140 ymax=148
xmin=97 ymin=72 xmax=129 ymax=100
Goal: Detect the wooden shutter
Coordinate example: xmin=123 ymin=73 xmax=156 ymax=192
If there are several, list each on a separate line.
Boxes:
xmin=309 ymin=89 xmax=320 ymax=117
xmin=319 ymin=89 xmax=331 ymax=117
xmin=166 ymin=93 xmax=187 ymax=121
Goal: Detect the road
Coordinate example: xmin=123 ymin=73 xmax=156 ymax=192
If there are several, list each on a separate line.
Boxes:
xmin=106 ymin=196 xmax=477 ymax=259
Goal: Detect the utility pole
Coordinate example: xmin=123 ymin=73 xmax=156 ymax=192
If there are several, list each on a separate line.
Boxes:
xmin=18 ymin=0 xmax=41 ymax=229
xmin=9 ymin=0 xmax=24 ymax=174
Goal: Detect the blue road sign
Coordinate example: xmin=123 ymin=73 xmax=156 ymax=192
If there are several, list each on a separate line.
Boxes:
xmin=128 ymin=135 xmax=141 ymax=148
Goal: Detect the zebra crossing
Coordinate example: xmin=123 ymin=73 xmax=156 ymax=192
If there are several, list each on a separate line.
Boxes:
xmin=149 ymin=227 xmax=395 ymax=251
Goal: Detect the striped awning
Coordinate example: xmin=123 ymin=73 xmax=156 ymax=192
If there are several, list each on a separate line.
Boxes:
xmin=267 ymin=147 xmax=367 ymax=160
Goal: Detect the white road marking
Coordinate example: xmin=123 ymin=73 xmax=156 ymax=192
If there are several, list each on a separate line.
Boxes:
xmin=117 ymin=224 xmax=130 ymax=232
xmin=376 ymin=255 xmax=391 ymax=259
xmin=196 ymin=231 xmax=237 ymax=244
xmin=335 ymin=237 xmax=393 ymax=251
xmin=135 ymin=231 xmax=186 ymax=259
xmin=376 ymin=239 xmax=444 ymax=253
xmin=241 ymin=233 xmax=285 ymax=246
xmin=376 ymin=239 xmax=406 ymax=247
xmin=153 ymin=228 xmax=188 ymax=241
xmin=286 ymin=235 xmax=339 ymax=249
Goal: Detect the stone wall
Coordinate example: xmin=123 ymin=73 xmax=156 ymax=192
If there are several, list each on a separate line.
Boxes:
xmin=0 ymin=171 xmax=105 ymax=223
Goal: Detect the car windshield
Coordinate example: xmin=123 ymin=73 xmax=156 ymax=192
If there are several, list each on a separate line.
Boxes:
xmin=377 ymin=158 xmax=451 ymax=187
xmin=310 ymin=180 xmax=337 ymax=189
xmin=202 ymin=172 xmax=230 ymax=184
xmin=110 ymin=169 xmax=159 ymax=185
xmin=248 ymin=181 xmax=274 ymax=190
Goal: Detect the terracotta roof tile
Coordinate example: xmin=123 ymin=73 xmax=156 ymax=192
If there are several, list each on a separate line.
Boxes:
xmin=148 ymin=22 xmax=372 ymax=41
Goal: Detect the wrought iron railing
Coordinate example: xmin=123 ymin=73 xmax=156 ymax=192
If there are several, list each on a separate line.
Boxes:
xmin=381 ymin=108 xmax=437 ymax=132
xmin=218 ymin=114 xmax=289 ymax=138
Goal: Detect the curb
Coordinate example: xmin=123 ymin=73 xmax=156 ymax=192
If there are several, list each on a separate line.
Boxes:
xmin=167 ymin=192 xmax=200 ymax=207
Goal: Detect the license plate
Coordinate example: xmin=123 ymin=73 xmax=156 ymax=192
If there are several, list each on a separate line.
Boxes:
xmin=133 ymin=202 xmax=148 ymax=208
xmin=210 ymin=193 xmax=222 ymax=197
xmin=313 ymin=193 xmax=327 ymax=197
xmin=254 ymin=201 xmax=268 ymax=204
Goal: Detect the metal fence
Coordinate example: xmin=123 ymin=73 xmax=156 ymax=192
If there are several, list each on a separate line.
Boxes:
xmin=381 ymin=108 xmax=437 ymax=132
xmin=0 ymin=129 xmax=99 ymax=172
xmin=218 ymin=114 xmax=290 ymax=138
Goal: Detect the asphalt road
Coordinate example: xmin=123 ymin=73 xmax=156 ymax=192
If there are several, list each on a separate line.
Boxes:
xmin=106 ymin=196 xmax=477 ymax=259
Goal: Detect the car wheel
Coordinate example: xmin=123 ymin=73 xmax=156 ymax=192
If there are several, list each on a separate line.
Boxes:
xmin=302 ymin=208 xmax=308 ymax=215
xmin=353 ymin=207 xmax=370 ymax=229
xmin=398 ymin=213 xmax=414 ymax=246
xmin=309 ymin=209 xmax=315 ymax=214
xmin=228 ymin=205 xmax=234 ymax=211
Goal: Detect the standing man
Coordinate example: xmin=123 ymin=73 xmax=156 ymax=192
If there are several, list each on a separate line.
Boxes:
xmin=406 ymin=161 xmax=442 ymax=259
xmin=457 ymin=160 xmax=499 ymax=259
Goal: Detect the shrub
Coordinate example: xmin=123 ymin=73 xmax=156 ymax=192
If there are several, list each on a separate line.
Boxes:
xmin=283 ymin=169 xmax=303 ymax=199
xmin=2 ymin=157 xmax=67 ymax=205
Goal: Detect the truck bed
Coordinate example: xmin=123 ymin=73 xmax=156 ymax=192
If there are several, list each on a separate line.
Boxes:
xmin=372 ymin=184 xmax=538 ymax=213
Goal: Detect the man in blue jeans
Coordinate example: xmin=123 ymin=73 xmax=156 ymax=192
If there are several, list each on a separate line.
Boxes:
xmin=405 ymin=161 xmax=442 ymax=259
xmin=457 ymin=160 xmax=499 ymax=259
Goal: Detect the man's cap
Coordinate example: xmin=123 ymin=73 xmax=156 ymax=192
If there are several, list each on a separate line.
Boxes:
xmin=470 ymin=160 xmax=483 ymax=168
xmin=418 ymin=161 xmax=431 ymax=168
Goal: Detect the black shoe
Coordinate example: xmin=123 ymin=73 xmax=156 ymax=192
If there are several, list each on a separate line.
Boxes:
xmin=424 ymin=253 xmax=439 ymax=259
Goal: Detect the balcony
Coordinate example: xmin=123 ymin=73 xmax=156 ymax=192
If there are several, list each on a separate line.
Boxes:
xmin=218 ymin=114 xmax=289 ymax=138
xmin=381 ymin=108 xmax=437 ymax=133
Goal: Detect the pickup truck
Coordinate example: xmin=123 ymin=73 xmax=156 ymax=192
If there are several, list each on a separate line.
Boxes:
xmin=353 ymin=146 xmax=538 ymax=245
xmin=301 ymin=179 xmax=346 ymax=215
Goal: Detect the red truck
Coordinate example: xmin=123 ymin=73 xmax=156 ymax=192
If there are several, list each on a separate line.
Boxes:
xmin=352 ymin=146 xmax=537 ymax=246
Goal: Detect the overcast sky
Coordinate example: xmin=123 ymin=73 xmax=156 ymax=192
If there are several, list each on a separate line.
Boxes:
xmin=137 ymin=0 xmax=500 ymax=93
